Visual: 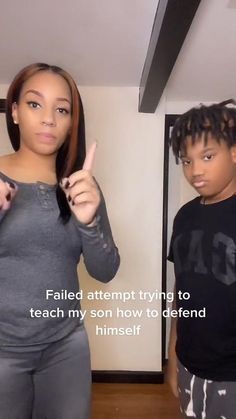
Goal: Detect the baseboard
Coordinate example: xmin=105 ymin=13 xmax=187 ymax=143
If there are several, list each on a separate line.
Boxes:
xmin=92 ymin=370 xmax=164 ymax=384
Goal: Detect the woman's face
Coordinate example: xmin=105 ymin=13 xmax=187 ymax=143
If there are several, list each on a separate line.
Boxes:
xmin=12 ymin=71 xmax=72 ymax=157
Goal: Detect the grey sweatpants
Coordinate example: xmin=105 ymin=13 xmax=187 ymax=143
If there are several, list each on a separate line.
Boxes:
xmin=0 ymin=325 xmax=91 ymax=419
xmin=178 ymin=360 xmax=236 ymax=419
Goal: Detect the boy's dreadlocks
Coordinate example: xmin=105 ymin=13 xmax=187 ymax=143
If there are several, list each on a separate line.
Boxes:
xmin=170 ymin=99 xmax=236 ymax=158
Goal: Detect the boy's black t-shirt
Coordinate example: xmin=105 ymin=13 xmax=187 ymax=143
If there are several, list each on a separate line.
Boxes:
xmin=168 ymin=194 xmax=236 ymax=381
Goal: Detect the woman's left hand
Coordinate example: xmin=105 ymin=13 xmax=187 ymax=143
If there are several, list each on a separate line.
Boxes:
xmin=61 ymin=142 xmax=100 ymax=225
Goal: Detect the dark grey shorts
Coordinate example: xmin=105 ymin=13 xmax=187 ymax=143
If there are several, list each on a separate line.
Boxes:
xmin=0 ymin=324 xmax=91 ymax=419
xmin=178 ymin=360 xmax=236 ymax=419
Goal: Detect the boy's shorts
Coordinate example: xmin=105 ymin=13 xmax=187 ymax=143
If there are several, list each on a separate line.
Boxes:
xmin=178 ymin=360 xmax=236 ymax=419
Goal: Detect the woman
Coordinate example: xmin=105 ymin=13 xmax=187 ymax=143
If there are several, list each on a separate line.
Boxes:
xmin=0 ymin=63 xmax=120 ymax=419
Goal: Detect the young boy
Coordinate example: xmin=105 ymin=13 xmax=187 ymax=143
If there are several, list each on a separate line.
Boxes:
xmin=167 ymin=100 xmax=236 ymax=419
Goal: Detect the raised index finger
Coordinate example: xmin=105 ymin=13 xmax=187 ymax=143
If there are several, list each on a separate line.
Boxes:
xmin=82 ymin=141 xmax=97 ymax=171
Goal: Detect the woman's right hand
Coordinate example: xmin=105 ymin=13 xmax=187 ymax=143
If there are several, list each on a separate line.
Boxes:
xmin=0 ymin=179 xmax=17 ymax=210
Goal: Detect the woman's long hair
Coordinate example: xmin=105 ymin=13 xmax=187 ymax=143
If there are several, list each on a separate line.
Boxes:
xmin=6 ymin=63 xmax=86 ymax=222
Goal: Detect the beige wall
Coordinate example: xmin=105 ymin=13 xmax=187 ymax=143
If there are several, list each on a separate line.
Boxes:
xmin=79 ymin=87 xmax=165 ymax=371
xmin=0 ymin=85 xmax=165 ymax=371
xmin=0 ymin=85 xmax=12 ymax=154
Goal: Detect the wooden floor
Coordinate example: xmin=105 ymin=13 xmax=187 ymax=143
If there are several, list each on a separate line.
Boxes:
xmin=91 ymin=382 xmax=182 ymax=419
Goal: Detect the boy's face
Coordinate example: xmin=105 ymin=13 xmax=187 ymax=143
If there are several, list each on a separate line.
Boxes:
xmin=180 ymin=134 xmax=236 ymax=204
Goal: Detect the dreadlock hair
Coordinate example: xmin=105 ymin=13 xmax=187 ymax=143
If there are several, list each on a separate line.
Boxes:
xmin=6 ymin=63 xmax=86 ymax=223
xmin=170 ymin=99 xmax=236 ymax=159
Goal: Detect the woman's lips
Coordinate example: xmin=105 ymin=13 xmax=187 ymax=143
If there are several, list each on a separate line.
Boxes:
xmin=36 ymin=132 xmax=56 ymax=142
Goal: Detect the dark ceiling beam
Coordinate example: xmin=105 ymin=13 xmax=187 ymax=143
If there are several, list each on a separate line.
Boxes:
xmin=139 ymin=0 xmax=201 ymax=113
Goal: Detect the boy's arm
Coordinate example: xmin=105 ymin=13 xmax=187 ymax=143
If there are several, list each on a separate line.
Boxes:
xmin=166 ymin=283 xmax=179 ymax=398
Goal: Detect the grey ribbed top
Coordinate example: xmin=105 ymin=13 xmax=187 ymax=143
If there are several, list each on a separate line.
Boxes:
xmin=0 ymin=172 xmax=120 ymax=349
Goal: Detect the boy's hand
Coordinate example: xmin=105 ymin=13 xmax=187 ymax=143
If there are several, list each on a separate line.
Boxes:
xmin=0 ymin=179 xmax=17 ymax=211
xmin=60 ymin=142 xmax=101 ymax=225
xmin=166 ymin=355 xmax=179 ymax=398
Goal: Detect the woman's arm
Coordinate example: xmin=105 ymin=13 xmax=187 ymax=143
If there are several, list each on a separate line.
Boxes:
xmin=166 ymin=283 xmax=179 ymax=397
xmin=72 ymin=191 xmax=120 ymax=282
xmin=60 ymin=143 xmax=120 ymax=282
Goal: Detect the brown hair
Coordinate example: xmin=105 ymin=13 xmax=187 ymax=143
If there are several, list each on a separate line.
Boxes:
xmin=6 ymin=63 xmax=86 ymax=222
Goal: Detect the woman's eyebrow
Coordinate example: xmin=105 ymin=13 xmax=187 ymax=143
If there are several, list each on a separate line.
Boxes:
xmin=24 ymin=89 xmax=43 ymax=98
xmin=56 ymin=97 xmax=71 ymax=104
xmin=23 ymin=89 xmax=71 ymax=104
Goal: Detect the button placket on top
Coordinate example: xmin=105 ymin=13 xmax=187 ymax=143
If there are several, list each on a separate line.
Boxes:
xmin=36 ymin=183 xmax=54 ymax=209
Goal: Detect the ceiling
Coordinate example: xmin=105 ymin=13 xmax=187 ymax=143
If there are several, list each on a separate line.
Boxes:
xmin=0 ymin=0 xmax=235 ymax=104
xmin=0 ymin=0 xmax=158 ymax=86
xmin=165 ymin=0 xmax=236 ymax=102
